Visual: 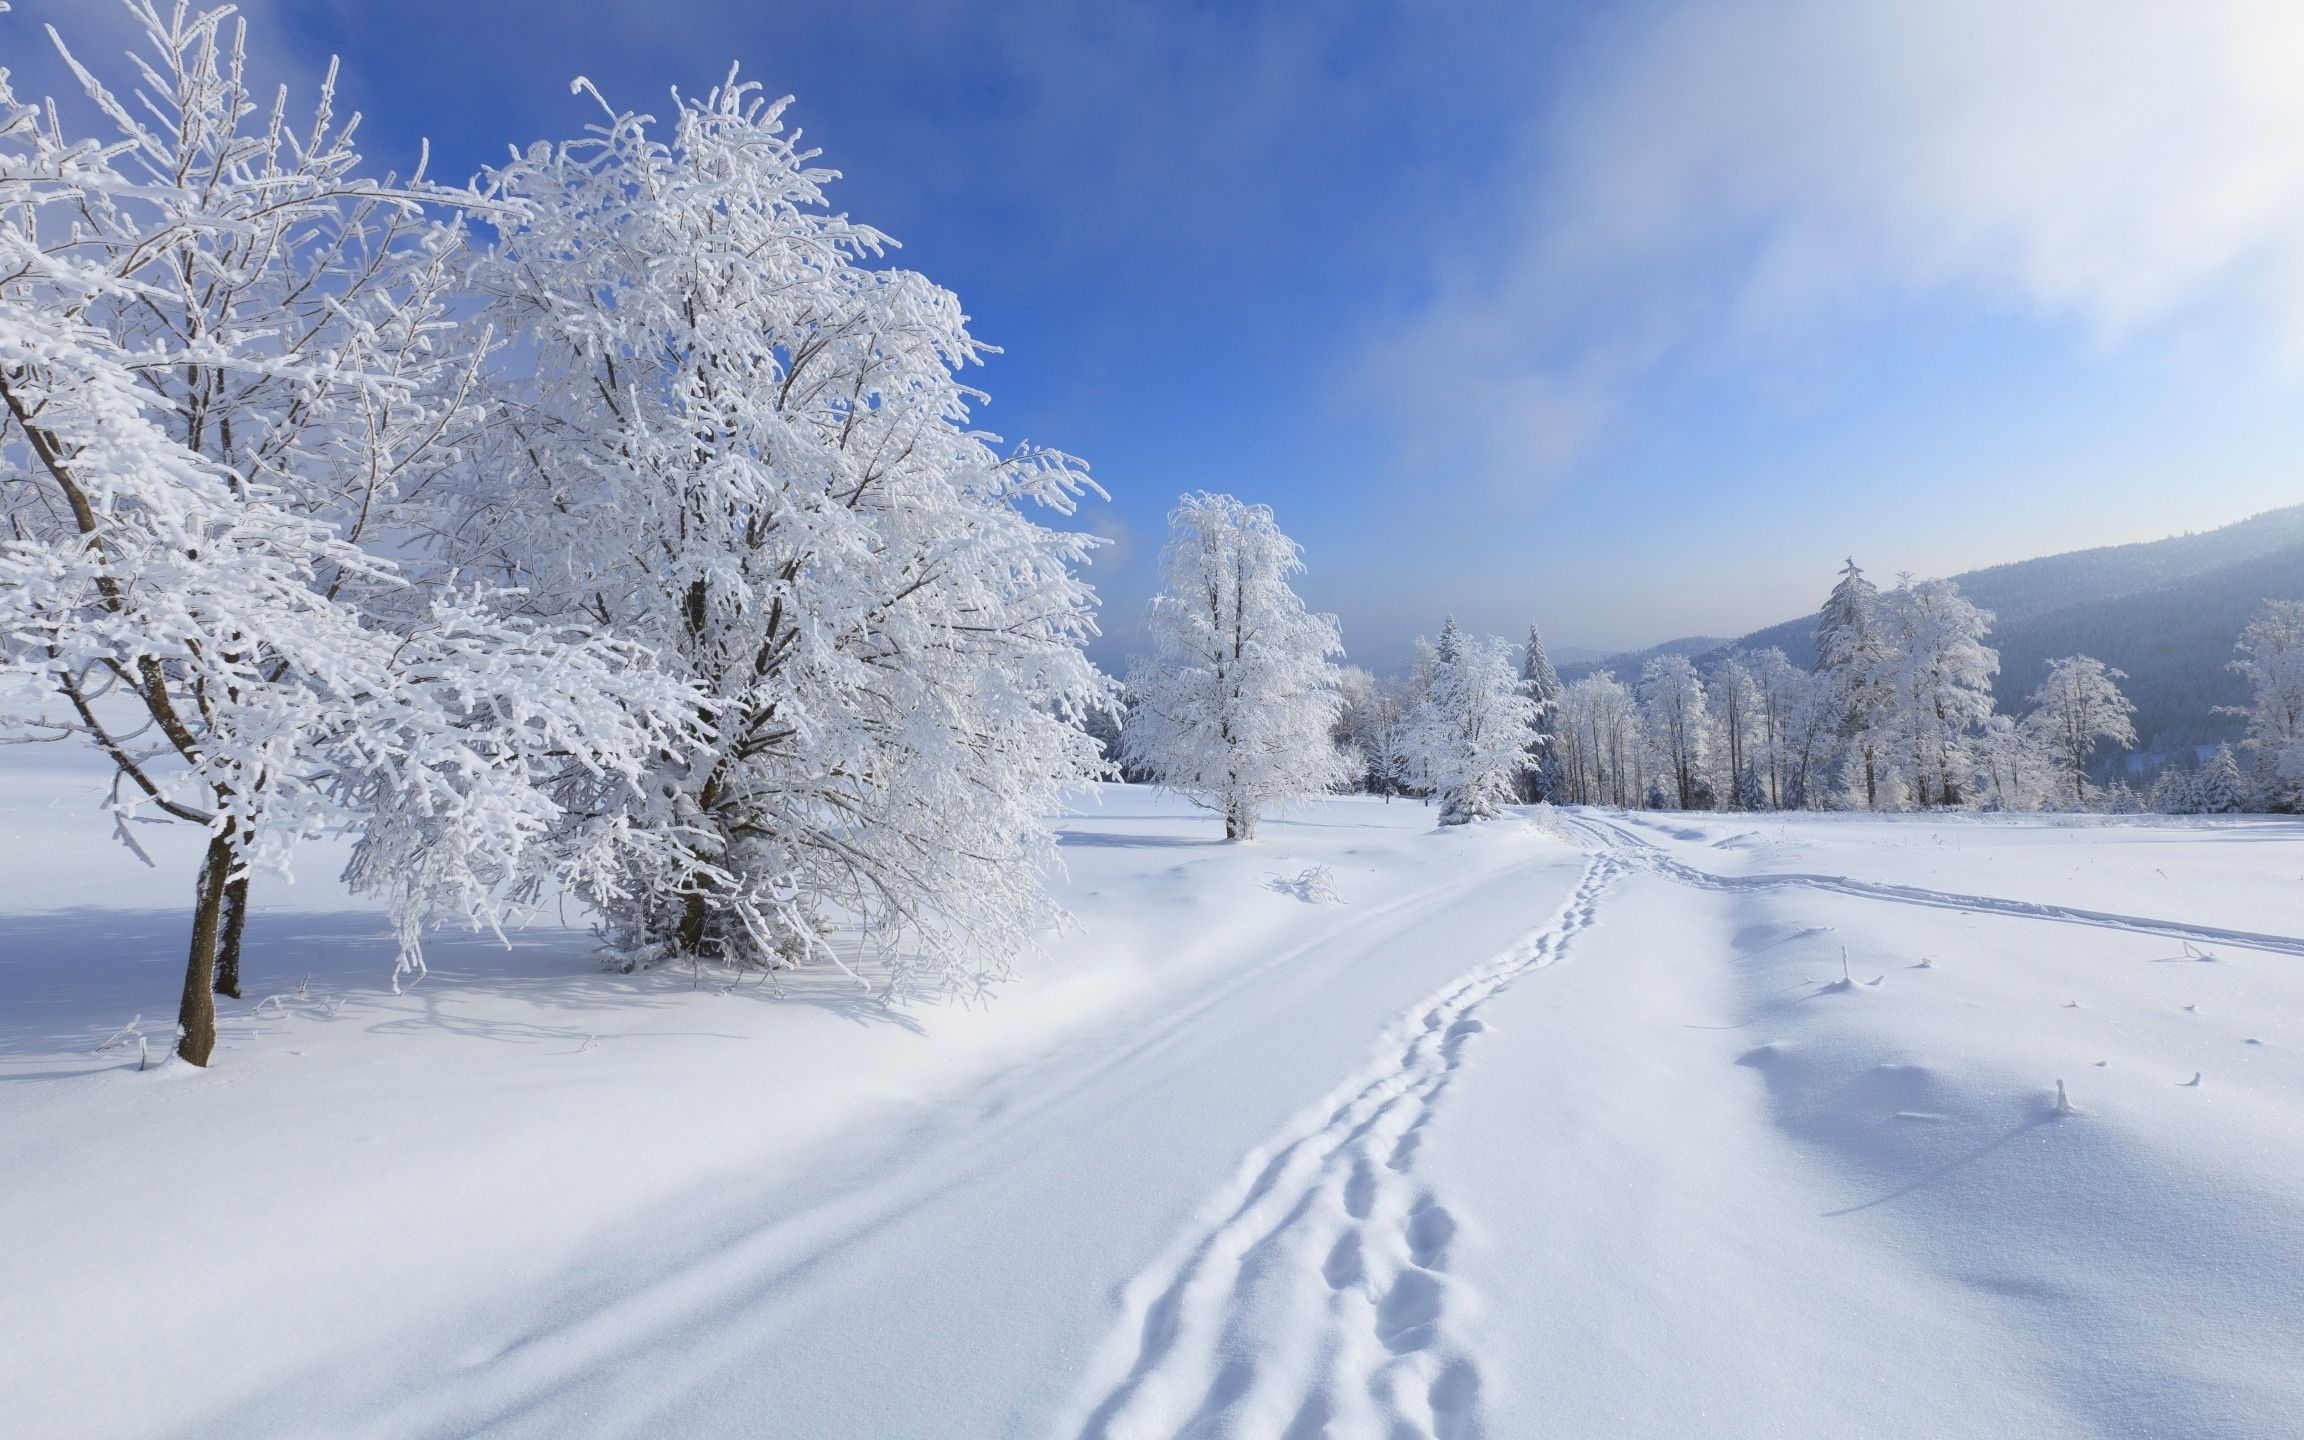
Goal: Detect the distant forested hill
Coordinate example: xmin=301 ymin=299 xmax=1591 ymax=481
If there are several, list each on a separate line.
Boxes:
xmin=1565 ymin=504 xmax=2304 ymax=753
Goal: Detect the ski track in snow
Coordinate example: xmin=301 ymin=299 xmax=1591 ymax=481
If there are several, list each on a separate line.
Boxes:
xmin=1560 ymin=812 xmax=2304 ymax=957
xmin=1062 ymin=854 xmax=1624 ymax=1440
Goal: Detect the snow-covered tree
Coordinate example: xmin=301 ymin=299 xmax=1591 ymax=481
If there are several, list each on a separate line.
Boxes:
xmin=1709 ymin=652 xmax=1761 ymax=810
xmin=1334 ymin=666 xmax=1419 ymax=798
xmin=1412 ymin=619 xmax=1538 ymax=824
xmin=1516 ymin=623 xmax=1566 ymax=801
xmin=2023 ymin=655 xmax=2138 ymax=808
xmin=2196 ymin=743 xmax=2249 ymax=815
xmin=1974 ymin=715 xmax=2056 ymax=811
xmin=1878 ymin=576 xmax=1998 ymax=808
xmin=2146 ymin=764 xmax=2197 ymax=815
xmin=1638 ymin=654 xmax=1709 ymax=810
xmin=1748 ymin=648 xmax=1830 ymax=810
xmin=1736 ymin=758 xmax=1768 ymax=812
xmin=2228 ymin=600 xmax=2304 ymax=811
xmin=1124 ymin=494 xmax=1345 ymax=840
xmin=0 ymin=3 xmax=681 ymax=1063
xmin=468 ymin=74 xmax=1111 ymax=986
xmin=1814 ymin=559 xmax=1895 ymax=808
xmin=1559 ymin=672 xmax=1639 ymax=807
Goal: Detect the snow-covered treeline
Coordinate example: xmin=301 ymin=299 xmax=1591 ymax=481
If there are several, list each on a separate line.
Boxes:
xmin=0 ymin=2 xmax=1110 ymax=1061
xmin=1322 ymin=566 xmax=2304 ymax=819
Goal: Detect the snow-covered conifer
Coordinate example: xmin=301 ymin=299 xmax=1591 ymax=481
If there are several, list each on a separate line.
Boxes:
xmin=1412 ymin=619 xmax=1538 ymax=824
xmin=2196 ymin=743 xmax=2249 ymax=814
xmin=1737 ymin=759 xmax=1768 ymax=812
xmin=467 ymin=75 xmax=1110 ymax=986
xmin=1814 ymin=560 xmax=1896 ymax=808
xmin=1124 ymin=494 xmax=1345 ymax=839
xmin=2023 ymin=656 xmax=2138 ymax=808
xmin=1516 ymin=624 xmax=1566 ymax=801
xmin=2147 ymin=765 xmax=2198 ymax=815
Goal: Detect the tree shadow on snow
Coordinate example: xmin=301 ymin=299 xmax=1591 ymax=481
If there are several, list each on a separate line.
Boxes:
xmin=0 ymin=904 xmax=927 ymax=1075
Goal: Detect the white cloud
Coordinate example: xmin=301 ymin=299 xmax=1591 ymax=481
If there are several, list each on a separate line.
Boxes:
xmin=1381 ymin=0 xmax=2304 ymax=485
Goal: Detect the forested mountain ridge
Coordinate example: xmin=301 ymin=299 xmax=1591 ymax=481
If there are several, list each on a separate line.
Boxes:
xmin=1569 ymin=504 xmax=2304 ymax=753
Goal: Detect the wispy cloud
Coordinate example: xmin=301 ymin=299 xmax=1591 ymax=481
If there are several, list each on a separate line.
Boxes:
xmin=1377 ymin=0 xmax=2304 ymax=490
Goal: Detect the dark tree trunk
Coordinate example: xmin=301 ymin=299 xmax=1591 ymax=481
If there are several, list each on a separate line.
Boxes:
xmin=177 ymin=833 xmax=233 ymax=1067
xmin=678 ymin=889 xmax=709 ymax=956
xmin=213 ymin=871 xmax=250 ymax=998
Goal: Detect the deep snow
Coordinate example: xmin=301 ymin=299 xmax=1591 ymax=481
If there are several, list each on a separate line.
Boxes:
xmin=3 ymin=761 xmax=2301 ymax=1438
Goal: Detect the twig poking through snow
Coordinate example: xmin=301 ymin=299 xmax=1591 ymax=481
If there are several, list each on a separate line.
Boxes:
xmin=2053 ymin=1080 xmax=2077 ymax=1116
xmin=93 ymin=1016 xmax=141 ymax=1054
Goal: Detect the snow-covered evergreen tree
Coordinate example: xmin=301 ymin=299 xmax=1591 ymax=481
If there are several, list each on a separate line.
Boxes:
xmin=1814 ymin=560 xmax=1895 ymax=808
xmin=1516 ymin=624 xmax=1566 ymax=801
xmin=1638 ymin=654 xmax=1709 ymax=810
xmin=2023 ymin=656 xmax=2138 ymax=809
xmin=2196 ymin=743 xmax=2249 ymax=814
xmin=1412 ymin=619 xmax=1538 ymax=824
xmin=2146 ymin=764 xmax=2198 ymax=815
xmin=0 ymin=3 xmax=681 ymax=1063
xmin=1878 ymin=576 xmax=1998 ymax=808
xmin=2228 ymin=600 xmax=2304 ymax=812
xmin=1736 ymin=759 xmax=1768 ymax=812
xmin=467 ymin=74 xmax=1110 ymax=987
xmin=1124 ymin=494 xmax=1346 ymax=839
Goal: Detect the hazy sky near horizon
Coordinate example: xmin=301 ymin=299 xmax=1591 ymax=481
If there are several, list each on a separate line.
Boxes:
xmin=13 ymin=0 xmax=2304 ymax=668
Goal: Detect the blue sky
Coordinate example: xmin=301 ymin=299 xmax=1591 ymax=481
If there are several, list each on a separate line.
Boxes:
xmin=15 ymin=0 xmax=2304 ymax=668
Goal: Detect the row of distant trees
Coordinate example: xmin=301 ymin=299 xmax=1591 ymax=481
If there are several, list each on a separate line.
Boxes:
xmin=1109 ymin=502 xmax=2304 ymax=830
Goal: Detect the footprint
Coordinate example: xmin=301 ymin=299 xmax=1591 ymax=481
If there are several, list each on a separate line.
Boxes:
xmin=1374 ymin=1269 xmax=1445 ymax=1354
xmin=1429 ymin=1359 xmax=1483 ymax=1440
xmin=1387 ymin=1122 xmax=1425 ymax=1172
xmin=1322 ymin=1229 xmax=1365 ymax=1291
xmin=1343 ymin=1158 xmax=1377 ymax=1219
xmin=1407 ymin=1201 xmax=1457 ymax=1269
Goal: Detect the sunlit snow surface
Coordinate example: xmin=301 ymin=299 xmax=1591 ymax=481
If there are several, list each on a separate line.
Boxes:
xmin=4 ymin=757 xmax=2301 ymax=1438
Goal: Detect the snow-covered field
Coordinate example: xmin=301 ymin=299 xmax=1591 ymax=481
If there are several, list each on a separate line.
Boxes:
xmin=5 ymin=763 xmax=2302 ymax=1438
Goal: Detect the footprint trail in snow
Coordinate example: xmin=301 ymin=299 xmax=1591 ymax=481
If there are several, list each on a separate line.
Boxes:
xmin=1061 ymin=854 xmax=1623 ymax=1440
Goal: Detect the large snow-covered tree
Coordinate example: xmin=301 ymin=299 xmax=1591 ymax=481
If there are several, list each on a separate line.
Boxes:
xmin=1411 ymin=619 xmax=1538 ymax=824
xmin=0 ymin=3 xmax=680 ymax=1063
xmin=2229 ymin=600 xmax=2304 ymax=811
xmin=465 ymin=74 xmax=1110 ymax=988
xmin=2023 ymin=655 xmax=2137 ymax=807
xmin=1815 ymin=559 xmax=1895 ymax=808
xmin=1878 ymin=576 xmax=1998 ymax=808
xmin=1123 ymin=493 xmax=1345 ymax=840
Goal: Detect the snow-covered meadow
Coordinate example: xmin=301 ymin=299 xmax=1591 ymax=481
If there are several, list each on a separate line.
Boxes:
xmin=6 ymin=754 xmax=2301 ymax=1438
